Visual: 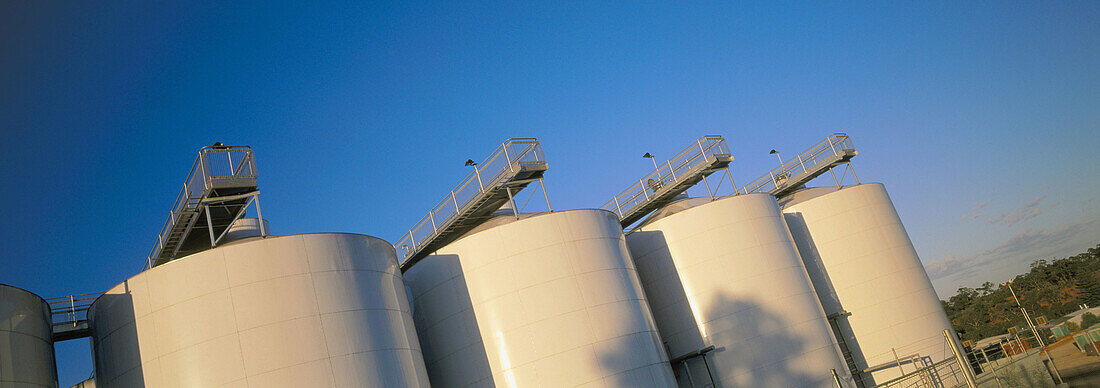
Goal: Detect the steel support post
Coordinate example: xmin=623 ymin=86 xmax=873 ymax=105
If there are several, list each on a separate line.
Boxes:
xmin=205 ymin=205 xmax=217 ymax=248
xmin=253 ymin=196 xmax=266 ymax=237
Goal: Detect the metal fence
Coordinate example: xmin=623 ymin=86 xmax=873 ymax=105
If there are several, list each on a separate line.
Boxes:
xmin=45 ymin=292 xmax=102 ymax=328
xmin=736 ymin=133 xmax=854 ymax=195
xmin=394 ymin=138 xmax=544 ymax=259
xmin=599 ymin=135 xmax=730 ymax=219
xmin=871 ymin=330 xmax=1063 ymax=388
xmin=145 ymin=145 xmax=256 ymax=268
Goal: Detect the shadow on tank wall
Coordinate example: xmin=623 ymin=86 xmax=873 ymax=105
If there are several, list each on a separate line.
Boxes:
xmin=408 ymin=254 xmax=494 ymax=387
xmin=622 ymin=230 xmax=828 ymax=387
xmin=89 ymin=282 xmax=144 ymax=387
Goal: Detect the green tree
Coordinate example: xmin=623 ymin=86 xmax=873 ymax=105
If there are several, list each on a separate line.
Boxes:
xmin=1077 ymin=273 xmax=1100 ymax=306
xmin=1066 ymin=321 xmax=1080 ymax=333
xmin=1081 ymin=312 xmax=1100 ymax=329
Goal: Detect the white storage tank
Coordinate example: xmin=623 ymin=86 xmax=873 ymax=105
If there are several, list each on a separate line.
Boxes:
xmin=87 ymin=233 xmax=430 ymax=387
xmin=626 ymin=193 xmax=854 ymax=387
xmin=781 ymin=183 xmax=960 ymax=385
xmin=404 ymin=209 xmax=677 ymax=387
xmin=0 ymin=284 xmax=58 ymax=387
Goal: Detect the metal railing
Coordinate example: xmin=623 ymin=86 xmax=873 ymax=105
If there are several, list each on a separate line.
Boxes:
xmin=145 ymin=145 xmax=257 ymax=269
xmin=736 ymin=133 xmax=854 ymax=196
xmin=46 ymin=292 xmax=102 ymax=328
xmin=394 ymin=138 xmax=545 ymax=259
xmin=599 ymin=135 xmax=730 ymax=219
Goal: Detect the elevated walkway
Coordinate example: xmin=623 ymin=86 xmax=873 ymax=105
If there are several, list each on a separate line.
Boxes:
xmin=146 ymin=144 xmax=264 ymax=269
xmin=600 ymin=136 xmax=733 ymax=228
xmin=46 ymin=292 xmax=101 ymax=341
xmin=735 ymin=133 xmax=857 ymax=199
xmin=396 ymin=139 xmax=548 ymax=271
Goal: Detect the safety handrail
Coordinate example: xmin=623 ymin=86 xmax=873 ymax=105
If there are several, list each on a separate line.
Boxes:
xmin=599 ymin=135 xmax=730 ymax=219
xmin=395 ymin=138 xmax=544 ymax=259
xmin=735 ymin=133 xmax=853 ymax=196
xmin=145 ymin=145 xmax=256 ymax=268
xmin=45 ymin=292 xmax=103 ymax=327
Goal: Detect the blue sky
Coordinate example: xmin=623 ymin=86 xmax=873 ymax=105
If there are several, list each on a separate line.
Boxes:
xmin=2 ymin=1 xmax=1097 ymax=385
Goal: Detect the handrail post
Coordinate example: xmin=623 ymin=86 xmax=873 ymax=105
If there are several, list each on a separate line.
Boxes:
xmin=613 ymin=197 xmax=623 ymax=218
xmin=829 ymin=138 xmax=838 ymax=156
xmin=945 ymin=330 xmax=978 ymax=388
xmin=429 ymin=211 xmax=437 ymax=232
xmin=199 ymin=153 xmax=208 ymax=191
xmin=452 ymin=190 xmax=459 ymax=212
xmin=410 ymin=229 xmax=416 ymax=249
xmin=798 ymin=154 xmax=807 ymax=172
xmin=667 ymin=160 xmax=676 ymax=181
xmin=640 ymin=179 xmax=650 ymax=200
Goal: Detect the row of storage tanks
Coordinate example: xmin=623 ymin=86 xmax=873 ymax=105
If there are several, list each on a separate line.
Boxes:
xmin=3 ymin=183 xmax=962 ymax=387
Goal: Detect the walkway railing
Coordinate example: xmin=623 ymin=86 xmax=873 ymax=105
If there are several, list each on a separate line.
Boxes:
xmin=146 ymin=145 xmax=261 ymax=269
xmin=46 ymin=292 xmax=102 ymax=341
xmin=736 ymin=133 xmax=856 ymax=198
xmin=600 ymin=135 xmax=732 ymax=227
xmin=395 ymin=138 xmax=547 ymax=269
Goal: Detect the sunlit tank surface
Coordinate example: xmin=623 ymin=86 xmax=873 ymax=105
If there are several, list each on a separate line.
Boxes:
xmin=626 ymin=193 xmax=853 ymax=387
xmin=404 ymin=209 xmax=677 ymax=387
xmin=0 ymin=284 xmax=58 ymax=387
xmin=87 ymin=233 xmax=429 ymax=387
xmin=781 ymin=183 xmax=960 ymax=385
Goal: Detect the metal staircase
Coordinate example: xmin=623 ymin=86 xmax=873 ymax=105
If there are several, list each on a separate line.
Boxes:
xmin=145 ymin=144 xmax=264 ymax=269
xmin=736 ymin=133 xmax=857 ymax=199
xmin=396 ymin=139 xmax=548 ymax=271
xmin=600 ymin=135 xmax=733 ymax=228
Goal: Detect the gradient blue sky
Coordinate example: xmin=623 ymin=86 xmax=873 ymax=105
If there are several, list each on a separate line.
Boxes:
xmin=2 ymin=1 xmax=1098 ymax=385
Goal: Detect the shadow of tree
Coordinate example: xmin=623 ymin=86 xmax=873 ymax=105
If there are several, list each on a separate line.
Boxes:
xmin=622 ymin=229 xmax=851 ymax=387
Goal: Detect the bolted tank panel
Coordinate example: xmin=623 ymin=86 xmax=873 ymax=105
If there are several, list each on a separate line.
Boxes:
xmin=782 ymin=183 xmax=959 ymax=386
xmin=404 ymin=209 xmax=677 ymax=387
xmin=626 ymin=193 xmax=853 ymax=387
xmin=88 ymin=233 xmax=429 ymax=387
xmin=0 ymin=284 xmax=58 ymax=388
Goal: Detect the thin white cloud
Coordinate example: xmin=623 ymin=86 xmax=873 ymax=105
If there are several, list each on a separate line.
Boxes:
xmin=927 ymin=220 xmax=1095 ymax=281
xmin=974 ymin=194 xmax=1048 ymax=226
xmin=960 ymin=200 xmax=990 ymax=221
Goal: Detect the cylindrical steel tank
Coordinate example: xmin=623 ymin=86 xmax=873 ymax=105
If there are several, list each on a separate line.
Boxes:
xmin=0 ymin=283 xmax=58 ymax=387
xmin=404 ymin=209 xmax=677 ymax=387
xmin=626 ymin=193 xmax=854 ymax=387
xmin=88 ymin=233 xmax=429 ymax=387
xmin=222 ymin=218 xmax=269 ymax=244
xmin=781 ymin=183 xmax=959 ymax=385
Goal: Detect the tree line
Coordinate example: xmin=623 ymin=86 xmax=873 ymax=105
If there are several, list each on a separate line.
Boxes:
xmin=941 ymin=243 xmax=1100 ymax=342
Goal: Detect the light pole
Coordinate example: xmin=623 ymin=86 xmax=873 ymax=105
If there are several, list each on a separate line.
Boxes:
xmin=465 ymin=159 xmax=484 ymax=192
xmin=1002 ymin=280 xmax=1064 ymax=384
xmin=643 ymin=152 xmax=662 ymax=180
xmin=769 ymin=149 xmax=784 ymax=166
